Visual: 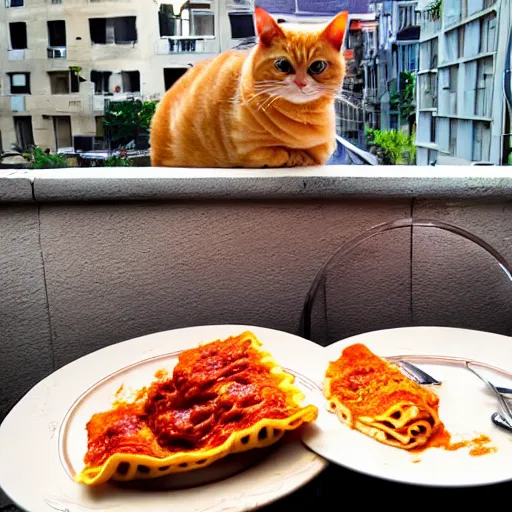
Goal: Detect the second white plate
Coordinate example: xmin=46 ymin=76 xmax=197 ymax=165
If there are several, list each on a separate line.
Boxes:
xmin=301 ymin=326 xmax=512 ymax=487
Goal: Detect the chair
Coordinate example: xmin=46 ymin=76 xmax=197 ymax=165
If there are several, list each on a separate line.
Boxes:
xmin=299 ymin=217 xmax=512 ymax=346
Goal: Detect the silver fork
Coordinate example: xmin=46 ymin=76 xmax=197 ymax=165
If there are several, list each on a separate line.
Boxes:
xmin=465 ymin=362 xmax=512 ymax=428
xmin=391 ymin=359 xmax=512 ymax=433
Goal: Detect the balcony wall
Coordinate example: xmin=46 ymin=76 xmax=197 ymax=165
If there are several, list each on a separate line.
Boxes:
xmin=1 ymin=166 xmax=512 ymax=507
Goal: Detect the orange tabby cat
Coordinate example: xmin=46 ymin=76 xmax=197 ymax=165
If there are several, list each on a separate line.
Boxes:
xmin=150 ymin=8 xmax=348 ymax=168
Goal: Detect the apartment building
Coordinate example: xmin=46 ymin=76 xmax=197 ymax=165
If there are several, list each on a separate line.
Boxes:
xmin=415 ymin=0 xmax=511 ymax=165
xmin=361 ymin=0 xmax=421 ymax=133
xmin=0 ymin=0 xmax=255 ymax=152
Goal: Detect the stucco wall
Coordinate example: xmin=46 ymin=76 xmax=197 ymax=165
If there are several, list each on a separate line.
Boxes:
xmin=1 ymin=166 xmax=512 ymax=508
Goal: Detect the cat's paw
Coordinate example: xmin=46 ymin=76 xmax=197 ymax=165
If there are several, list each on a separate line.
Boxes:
xmin=286 ymin=150 xmax=318 ymax=167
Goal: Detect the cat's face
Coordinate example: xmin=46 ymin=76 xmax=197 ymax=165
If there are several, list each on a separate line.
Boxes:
xmin=251 ymin=8 xmax=348 ymax=105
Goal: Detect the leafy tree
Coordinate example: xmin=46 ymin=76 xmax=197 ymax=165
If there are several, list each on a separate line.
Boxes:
xmin=103 ymin=100 xmax=157 ymax=148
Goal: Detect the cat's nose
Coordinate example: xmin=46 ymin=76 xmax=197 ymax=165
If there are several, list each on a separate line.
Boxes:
xmin=294 ymin=79 xmax=307 ymax=88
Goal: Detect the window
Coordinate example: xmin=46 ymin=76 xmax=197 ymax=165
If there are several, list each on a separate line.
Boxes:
xmin=121 ymin=71 xmax=140 ymax=93
xmin=444 ymin=30 xmax=458 ymax=63
xmin=398 ymin=43 xmax=418 ymax=73
xmin=228 ymin=13 xmax=255 ymax=39
xmin=9 ymin=22 xmax=27 ymax=50
xmin=91 ymin=71 xmax=112 ymax=94
xmin=159 ymin=4 xmax=214 ymax=37
xmin=439 ymin=65 xmax=458 ymax=115
xmin=190 ymin=10 xmax=214 ymax=36
xmin=53 ymin=116 xmax=72 ymax=149
xmin=480 ymin=12 xmax=497 ymax=53
xmin=475 ymin=57 xmax=494 ymax=118
xmin=430 ymin=114 xmax=437 ymax=144
xmin=14 ymin=116 xmax=34 ymax=151
xmin=418 ymin=72 xmax=438 ymax=109
xmin=456 ymin=27 xmax=464 ymax=58
xmin=6 ymin=0 xmax=24 ymax=7
xmin=8 ymin=73 xmax=30 ymax=94
xmin=419 ymin=37 xmax=438 ymax=71
xmin=48 ymin=71 xmax=80 ymax=94
xmin=472 ymin=121 xmax=491 ymax=161
xmin=48 ymin=20 xmax=66 ymax=47
xmin=95 ymin=116 xmax=104 ymax=138
xmin=89 ymin=17 xmax=137 ymax=44
xmin=164 ymin=67 xmax=188 ymax=90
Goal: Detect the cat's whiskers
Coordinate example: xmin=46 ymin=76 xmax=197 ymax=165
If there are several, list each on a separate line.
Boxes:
xmin=257 ymin=92 xmax=281 ymax=112
xmin=262 ymin=95 xmax=281 ymax=112
xmin=245 ymin=87 xmax=281 ymax=106
xmin=253 ymin=80 xmax=284 ymax=87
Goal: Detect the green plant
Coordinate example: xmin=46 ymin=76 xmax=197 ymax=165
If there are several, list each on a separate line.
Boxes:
xmin=366 ymin=127 xmax=378 ymax=146
xmin=390 ymin=72 xmax=416 ymax=123
xmin=69 ymin=65 xmax=83 ymax=76
xmin=426 ymin=0 xmax=442 ymax=20
xmin=104 ymin=155 xmax=133 ymax=167
xmin=367 ymin=129 xmax=416 ymax=165
xmin=29 ymin=146 xmax=68 ymax=169
xmin=103 ymin=100 xmax=158 ymax=147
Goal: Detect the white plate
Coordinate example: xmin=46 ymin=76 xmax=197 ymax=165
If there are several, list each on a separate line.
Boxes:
xmin=301 ymin=326 xmax=512 ymax=487
xmin=0 ymin=325 xmax=328 ymax=512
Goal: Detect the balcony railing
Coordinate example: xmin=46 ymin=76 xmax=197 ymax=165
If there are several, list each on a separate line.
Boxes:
xmin=397 ymin=3 xmax=420 ymax=31
xmin=156 ymin=35 xmax=218 ymax=54
xmin=47 ymin=46 xmax=67 ymax=59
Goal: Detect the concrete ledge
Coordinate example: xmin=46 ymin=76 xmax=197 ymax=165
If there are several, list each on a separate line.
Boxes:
xmin=0 ymin=171 xmax=34 ymax=203
xmin=1 ymin=166 xmax=512 ymax=202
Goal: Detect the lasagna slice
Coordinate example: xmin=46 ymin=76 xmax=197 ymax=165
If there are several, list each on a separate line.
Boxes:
xmin=76 ymin=331 xmax=318 ymax=486
xmin=324 ymin=343 xmax=442 ymax=450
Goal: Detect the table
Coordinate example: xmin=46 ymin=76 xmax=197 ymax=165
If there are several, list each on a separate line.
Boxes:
xmin=3 ymin=462 xmax=512 ymax=512
xmin=2 ymin=325 xmax=512 ymax=510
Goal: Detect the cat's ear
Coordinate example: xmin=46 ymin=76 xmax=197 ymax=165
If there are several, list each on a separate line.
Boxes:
xmin=320 ymin=11 xmax=349 ymax=51
xmin=254 ymin=7 xmax=285 ymax=46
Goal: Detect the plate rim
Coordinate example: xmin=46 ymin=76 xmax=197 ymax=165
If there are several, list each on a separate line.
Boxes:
xmin=0 ymin=324 xmax=328 ymax=512
xmin=303 ymin=325 xmax=512 ymax=488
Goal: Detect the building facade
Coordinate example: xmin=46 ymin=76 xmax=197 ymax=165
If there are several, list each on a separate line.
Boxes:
xmin=0 ymin=0 xmax=255 ymax=152
xmin=415 ymin=0 xmax=511 ymax=165
xmin=360 ymin=0 xmax=420 ymax=134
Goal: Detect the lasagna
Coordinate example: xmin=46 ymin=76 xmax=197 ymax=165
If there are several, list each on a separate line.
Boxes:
xmin=76 ymin=331 xmax=318 ymax=486
xmin=324 ymin=343 xmax=442 ymax=450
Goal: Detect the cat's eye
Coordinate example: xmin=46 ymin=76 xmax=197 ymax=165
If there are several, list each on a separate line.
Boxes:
xmin=274 ymin=58 xmax=294 ymax=74
xmin=308 ymin=60 xmax=328 ymax=75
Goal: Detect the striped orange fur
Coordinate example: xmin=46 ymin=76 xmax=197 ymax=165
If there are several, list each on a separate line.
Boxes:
xmin=150 ymin=8 xmax=348 ymax=168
